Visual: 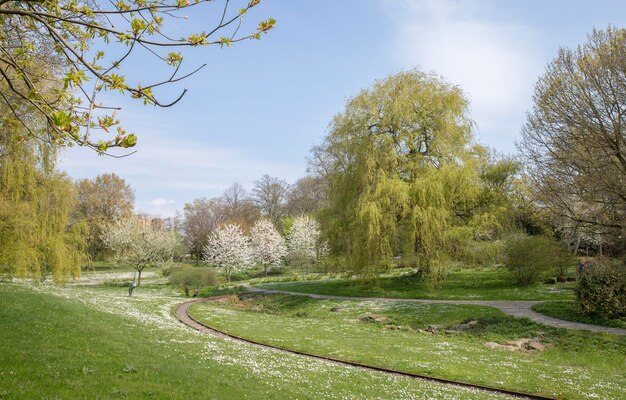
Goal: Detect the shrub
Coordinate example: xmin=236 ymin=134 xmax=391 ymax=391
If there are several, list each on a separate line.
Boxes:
xmin=504 ymin=234 xmax=574 ymax=285
xmin=576 ymin=258 xmax=626 ymax=318
xmin=168 ymin=266 xmax=218 ymax=297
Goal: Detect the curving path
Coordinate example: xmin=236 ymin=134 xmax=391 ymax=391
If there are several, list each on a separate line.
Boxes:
xmin=244 ymin=284 xmax=626 ymax=336
xmin=175 ymin=296 xmax=554 ymax=400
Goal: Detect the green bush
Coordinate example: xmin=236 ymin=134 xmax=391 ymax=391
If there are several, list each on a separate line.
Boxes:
xmin=504 ymin=234 xmax=574 ymax=285
xmin=576 ymin=258 xmax=626 ymax=318
xmin=168 ymin=266 xmax=218 ymax=297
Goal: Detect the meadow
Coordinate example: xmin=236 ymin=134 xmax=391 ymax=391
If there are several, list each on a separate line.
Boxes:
xmin=189 ymin=292 xmax=626 ymax=400
xmin=0 ymin=271 xmax=513 ymax=400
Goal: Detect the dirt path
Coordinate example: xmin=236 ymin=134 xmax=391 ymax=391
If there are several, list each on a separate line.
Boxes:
xmin=244 ymin=284 xmax=626 ymax=336
xmin=174 ymin=297 xmax=554 ymax=400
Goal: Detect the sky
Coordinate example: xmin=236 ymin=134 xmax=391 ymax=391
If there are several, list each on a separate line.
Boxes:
xmin=58 ymin=0 xmax=626 ymax=217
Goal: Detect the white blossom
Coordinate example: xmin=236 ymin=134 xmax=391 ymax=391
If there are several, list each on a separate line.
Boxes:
xmin=287 ymin=216 xmax=328 ymax=267
xmin=204 ymin=223 xmax=251 ymax=282
xmin=101 ymin=216 xmax=181 ymax=288
xmin=250 ymin=219 xmax=287 ymax=275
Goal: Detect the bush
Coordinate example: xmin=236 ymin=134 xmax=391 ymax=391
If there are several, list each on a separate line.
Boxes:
xmin=504 ymin=234 xmax=574 ymax=285
xmin=576 ymin=258 xmax=626 ymax=318
xmin=168 ymin=266 xmax=218 ymax=297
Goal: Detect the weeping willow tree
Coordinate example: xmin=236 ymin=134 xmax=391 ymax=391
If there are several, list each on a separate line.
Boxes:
xmin=0 ymin=128 xmax=88 ymax=283
xmin=315 ymin=70 xmax=506 ymax=279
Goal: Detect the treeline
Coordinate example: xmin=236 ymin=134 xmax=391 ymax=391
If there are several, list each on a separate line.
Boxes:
xmin=1 ymin=27 xmax=625 ymax=301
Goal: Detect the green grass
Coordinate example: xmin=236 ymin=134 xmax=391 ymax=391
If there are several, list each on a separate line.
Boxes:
xmin=533 ymin=301 xmax=626 ymax=329
xmin=0 ymin=282 xmax=510 ymax=399
xmin=189 ymin=293 xmax=626 ymax=400
xmin=258 ymin=268 xmax=576 ymax=300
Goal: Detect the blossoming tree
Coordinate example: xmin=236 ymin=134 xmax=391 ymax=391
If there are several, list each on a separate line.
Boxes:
xmin=250 ymin=219 xmax=287 ymax=276
xmin=204 ymin=223 xmax=251 ymax=283
xmin=102 ymin=216 xmax=181 ymax=295
xmin=287 ymin=216 xmax=328 ymax=270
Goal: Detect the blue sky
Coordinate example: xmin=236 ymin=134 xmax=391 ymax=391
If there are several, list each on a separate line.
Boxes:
xmin=58 ymin=0 xmax=626 ymax=217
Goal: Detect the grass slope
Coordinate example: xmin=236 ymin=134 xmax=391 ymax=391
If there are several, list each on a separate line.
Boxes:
xmin=533 ymin=301 xmax=626 ymax=329
xmin=258 ymin=269 xmax=576 ymax=301
xmin=189 ymin=293 xmax=626 ymax=400
xmin=0 ymin=283 xmax=507 ymax=400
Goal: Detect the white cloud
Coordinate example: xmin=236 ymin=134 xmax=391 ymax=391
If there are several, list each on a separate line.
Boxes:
xmin=149 ymin=198 xmax=175 ymax=207
xmin=382 ymin=0 xmax=546 ymax=152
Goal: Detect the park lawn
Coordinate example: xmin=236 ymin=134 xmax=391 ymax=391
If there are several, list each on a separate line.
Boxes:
xmin=189 ymin=293 xmax=626 ymax=400
xmin=257 ymin=268 xmax=576 ymax=300
xmin=0 ymin=283 xmax=509 ymax=400
xmin=533 ymin=301 xmax=626 ymax=329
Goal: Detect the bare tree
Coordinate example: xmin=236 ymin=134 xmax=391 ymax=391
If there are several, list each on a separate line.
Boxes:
xmin=519 ymin=26 xmax=626 ymax=252
xmin=220 ymin=183 xmax=259 ymax=231
xmin=285 ymin=175 xmax=327 ymax=216
xmin=252 ymin=174 xmax=288 ymax=225
xmin=181 ymin=197 xmax=224 ymax=261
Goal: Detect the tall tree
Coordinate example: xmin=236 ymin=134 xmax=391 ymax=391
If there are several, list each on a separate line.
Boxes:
xmin=0 ymin=135 xmax=87 ymax=282
xmin=316 ymin=70 xmax=487 ymax=277
xmin=220 ymin=183 xmax=259 ymax=231
xmin=74 ymin=173 xmax=135 ymax=259
xmin=519 ymin=26 xmax=626 ymax=253
xmin=285 ymin=175 xmax=327 ymax=216
xmin=252 ymin=174 xmax=288 ymax=225
xmin=181 ymin=197 xmax=224 ymax=261
xmin=0 ymin=0 xmax=275 ymax=153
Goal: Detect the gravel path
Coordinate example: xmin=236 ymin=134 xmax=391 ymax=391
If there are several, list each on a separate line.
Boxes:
xmin=244 ymin=284 xmax=626 ymax=335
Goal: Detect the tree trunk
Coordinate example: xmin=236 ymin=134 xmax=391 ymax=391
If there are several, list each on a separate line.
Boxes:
xmin=264 ymin=264 xmax=268 ymax=276
xmin=137 ymin=269 xmax=142 ymax=286
xmin=573 ymin=237 xmax=581 ymax=255
xmin=227 ymin=269 xmax=231 ymax=283
xmin=599 ymin=243 xmax=603 ymax=257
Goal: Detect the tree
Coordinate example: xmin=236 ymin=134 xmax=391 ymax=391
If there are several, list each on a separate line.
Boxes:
xmin=204 ymin=223 xmax=251 ymax=283
xmin=249 ymin=219 xmax=286 ymax=276
xmin=519 ymin=26 xmax=626 ymax=254
xmin=181 ymin=197 xmax=224 ymax=261
xmin=0 ymin=81 xmax=88 ymax=282
xmin=74 ymin=173 xmax=135 ymax=259
xmin=315 ymin=70 xmax=486 ymax=277
xmin=0 ymin=0 xmax=275 ymax=153
xmin=287 ymin=215 xmax=327 ymax=270
xmin=285 ymin=175 xmax=327 ymax=216
xmin=0 ymin=137 xmax=88 ymax=282
xmin=102 ymin=215 xmax=180 ymax=293
xmin=252 ymin=174 xmax=288 ymax=225
xmin=220 ymin=183 xmax=259 ymax=231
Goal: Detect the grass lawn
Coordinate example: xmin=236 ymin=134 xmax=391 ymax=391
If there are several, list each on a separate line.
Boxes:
xmin=257 ymin=268 xmax=576 ymax=300
xmin=533 ymin=301 xmax=626 ymax=329
xmin=0 ymin=281 xmax=510 ymax=400
xmin=189 ymin=293 xmax=626 ymax=400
